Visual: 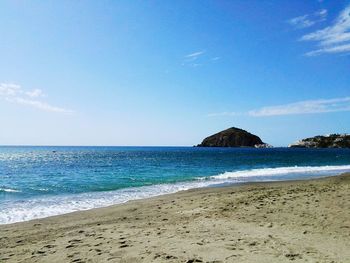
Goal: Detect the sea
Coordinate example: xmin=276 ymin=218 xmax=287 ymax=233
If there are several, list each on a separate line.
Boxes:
xmin=1 ymin=146 xmax=350 ymax=224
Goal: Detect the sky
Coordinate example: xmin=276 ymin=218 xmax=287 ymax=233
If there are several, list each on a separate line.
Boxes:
xmin=0 ymin=0 xmax=349 ymax=147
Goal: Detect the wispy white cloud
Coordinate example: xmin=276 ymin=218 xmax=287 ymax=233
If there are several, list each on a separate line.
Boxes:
xmin=305 ymin=43 xmax=350 ymax=56
xmin=248 ymin=97 xmax=350 ymax=116
xmin=0 ymin=83 xmax=21 ymax=96
xmin=6 ymin=97 xmax=73 ymax=113
xmin=207 ymin=111 xmax=242 ymax=117
xmin=25 ymin=88 xmax=45 ymax=98
xmin=185 ymin=50 xmax=205 ymax=58
xmin=0 ymin=83 xmax=73 ymax=114
xmin=182 ymin=50 xmax=221 ymax=67
xmin=288 ymin=9 xmax=327 ymax=29
xmin=208 ymin=97 xmax=350 ymax=117
xmin=316 ymin=9 xmax=328 ymax=17
xmin=300 ymin=4 xmax=350 ymax=56
xmin=182 ymin=50 xmax=205 ymax=67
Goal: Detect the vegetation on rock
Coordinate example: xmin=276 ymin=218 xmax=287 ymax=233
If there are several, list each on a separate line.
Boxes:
xmin=289 ymin=134 xmax=350 ymax=148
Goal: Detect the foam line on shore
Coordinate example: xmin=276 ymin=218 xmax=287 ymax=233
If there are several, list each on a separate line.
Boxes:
xmin=211 ymin=165 xmax=350 ymax=179
xmin=1 ymin=165 xmax=350 ymax=224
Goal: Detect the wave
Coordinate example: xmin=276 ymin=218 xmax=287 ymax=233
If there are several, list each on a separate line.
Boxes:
xmin=0 ymin=188 xmax=21 ymax=193
xmin=211 ymin=165 xmax=350 ymax=180
xmin=1 ymin=164 xmax=349 ymax=224
xmin=0 ymin=181 xmax=214 ymax=225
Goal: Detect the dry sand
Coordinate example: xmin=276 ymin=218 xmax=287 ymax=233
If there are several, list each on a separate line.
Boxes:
xmin=1 ymin=174 xmax=349 ymax=263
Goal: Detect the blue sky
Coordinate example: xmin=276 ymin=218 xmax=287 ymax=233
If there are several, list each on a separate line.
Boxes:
xmin=0 ymin=0 xmax=349 ymax=146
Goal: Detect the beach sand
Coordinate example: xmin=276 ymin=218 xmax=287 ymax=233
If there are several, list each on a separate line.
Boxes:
xmin=1 ymin=174 xmax=349 ymax=263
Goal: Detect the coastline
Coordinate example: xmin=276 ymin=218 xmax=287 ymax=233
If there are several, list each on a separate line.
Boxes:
xmin=1 ymin=173 xmax=349 ymax=262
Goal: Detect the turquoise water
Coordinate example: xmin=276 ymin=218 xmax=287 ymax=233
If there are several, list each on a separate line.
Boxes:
xmin=1 ymin=146 xmax=350 ymax=224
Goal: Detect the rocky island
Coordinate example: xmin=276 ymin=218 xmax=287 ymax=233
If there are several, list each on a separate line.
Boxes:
xmin=289 ymin=134 xmax=350 ymax=148
xmin=197 ymin=127 xmax=271 ymax=148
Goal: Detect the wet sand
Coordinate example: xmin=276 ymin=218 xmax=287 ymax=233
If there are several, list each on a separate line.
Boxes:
xmin=1 ymin=173 xmax=349 ymax=263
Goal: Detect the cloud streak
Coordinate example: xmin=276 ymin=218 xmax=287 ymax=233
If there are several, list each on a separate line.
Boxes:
xmin=0 ymin=83 xmax=73 ymax=114
xmin=299 ymin=4 xmax=350 ymax=56
xmin=207 ymin=111 xmax=242 ymax=117
xmin=211 ymin=57 xmax=221 ymax=61
xmin=182 ymin=50 xmax=207 ymax=67
xmin=208 ymin=97 xmax=350 ymax=117
xmin=288 ymin=9 xmax=327 ymax=29
xmin=182 ymin=50 xmax=221 ymax=67
xmin=185 ymin=50 xmax=205 ymax=58
xmin=248 ymin=97 xmax=350 ymax=116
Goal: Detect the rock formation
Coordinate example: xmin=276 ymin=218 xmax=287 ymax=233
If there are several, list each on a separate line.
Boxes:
xmin=197 ymin=127 xmax=266 ymax=147
xmin=289 ymin=134 xmax=350 ymax=148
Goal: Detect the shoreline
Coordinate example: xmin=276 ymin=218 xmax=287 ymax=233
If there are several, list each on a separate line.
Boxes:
xmin=1 ymin=173 xmax=349 ymax=262
xmin=3 ymin=165 xmax=350 ymax=225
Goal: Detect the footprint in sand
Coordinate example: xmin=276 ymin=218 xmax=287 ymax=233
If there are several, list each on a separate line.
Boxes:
xmin=119 ymin=244 xmax=129 ymax=248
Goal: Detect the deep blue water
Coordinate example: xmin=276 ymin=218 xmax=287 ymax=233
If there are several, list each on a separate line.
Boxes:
xmin=0 ymin=146 xmax=350 ymax=224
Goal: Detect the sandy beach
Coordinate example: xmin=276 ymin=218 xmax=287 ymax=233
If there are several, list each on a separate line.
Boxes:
xmin=1 ymin=174 xmax=349 ymax=263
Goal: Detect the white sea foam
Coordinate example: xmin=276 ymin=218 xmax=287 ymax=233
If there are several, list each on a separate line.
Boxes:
xmin=211 ymin=165 xmax=350 ymax=180
xmin=0 ymin=188 xmax=21 ymax=193
xmin=0 ymin=181 xmax=214 ymax=225
xmin=1 ymin=164 xmax=349 ymax=225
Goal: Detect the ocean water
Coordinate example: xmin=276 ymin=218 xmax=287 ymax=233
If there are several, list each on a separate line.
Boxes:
xmin=0 ymin=146 xmax=350 ymax=224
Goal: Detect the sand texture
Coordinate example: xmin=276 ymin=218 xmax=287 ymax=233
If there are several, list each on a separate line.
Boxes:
xmin=1 ymin=174 xmax=349 ymax=263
